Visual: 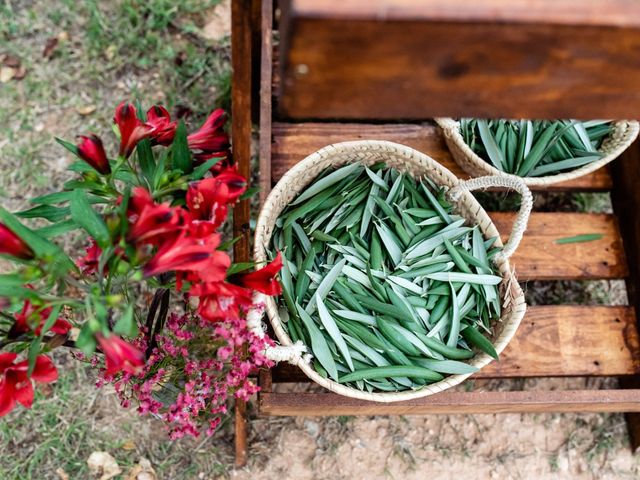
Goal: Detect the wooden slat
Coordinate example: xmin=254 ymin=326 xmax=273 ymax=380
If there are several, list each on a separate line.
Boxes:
xmin=271 ymin=122 xmax=613 ymax=191
xmin=278 ymin=0 xmax=640 ymax=119
xmin=231 ymin=0 xmax=255 ymax=468
xmin=611 ymin=140 xmax=640 ymax=451
xmin=271 ymin=305 xmax=640 ymax=382
xmin=497 ymin=212 xmax=627 ymax=280
xmin=260 ymin=389 xmax=640 ymax=416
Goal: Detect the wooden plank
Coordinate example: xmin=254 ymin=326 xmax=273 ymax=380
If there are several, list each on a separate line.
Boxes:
xmin=231 ymin=0 xmax=254 ymax=468
xmin=271 ymin=305 xmax=640 ymax=382
xmin=278 ymin=0 xmax=640 ymax=119
xmin=496 ymin=212 xmax=627 ymax=280
xmin=611 ymin=139 xmax=640 ymax=452
xmin=271 ymin=122 xmax=613 ymax=191
xmin=259 ymin=0 xmax=274 ymax=204
xmin=260 ymin=389 xmax=640 ymax=416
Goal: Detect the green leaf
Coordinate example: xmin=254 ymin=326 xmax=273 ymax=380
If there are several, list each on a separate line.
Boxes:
xmin=555 ymin=233 xmax=604 ymax=244
xmin=477 ymin=120 xmax=505 ymax=170
xmin=172 ymin=120 xmax=192 ymax=173
xmin=190 ymin=157 xmax=224 ymax=180
xmin=27 ymin=337 xmax=42 ymax=377
xmin=16 ymin=205 xmax=70 ymax=222
xmin=0 ymin=208 xmax=72 ymax=266
xmin=227 ymin=262 xmax=255 ymax=276
xmin=409 ymin=357 xmax=478 ymax=374
xmin=338 ymin=366 xmax=443 ymax=384
xmin=75 ymin=323 xmax=98 ymax=355
xmin=424 ymin=272 xmax=502 ymax=285
xmin=461 ymin=325 xmax=498 ymax=360
xmin=113 ymin=305 xmax=138 ymax=337
xmin=39 ymin=304 xmax=63 ymax=338
xmin=239 ymin=186 xmax=260 ymax=201
xmin=35 ymin=220 xmax=78 ymax=239
xmin=305 ymin=259 xmax=346 ymax=314
xmin=290 ymin=163 xmax=362 ymax=206
xmin=55 ymin=137 xmax=79 ymax=156
xmin=297 ymin=305 xmax=339 ymax=380
xmin=316 ymin=296 xmax=354 ymax=371
xmin=70 ymin=190 xmax=111 ymax=248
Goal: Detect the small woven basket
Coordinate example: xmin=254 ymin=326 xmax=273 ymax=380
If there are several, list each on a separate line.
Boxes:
xmin=254 ymin=141 xmax=531 ymax=402
xmin=435 ymin=118 xmax=639 ymax=186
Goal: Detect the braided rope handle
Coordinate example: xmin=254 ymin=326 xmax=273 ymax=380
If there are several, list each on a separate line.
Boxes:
xmin=447 ymin=175 xmax=533 ymax=263
xmin=246 ymin=292 xmax=311 ymax=364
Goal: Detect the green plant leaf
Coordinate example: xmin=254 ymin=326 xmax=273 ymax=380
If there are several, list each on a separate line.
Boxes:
xmin=189 ymin=157 xmax=224 ymax=180
xmin=316 ymin=295 xmax=354 ymax=371
xmin=113 ymin=305 xmax=137 ymax=337
xmin=555 ymin=233 xmax=604 ymax=244
xmin=172 ymin=120 xmax=192 ymax=173
xmin=70 ymin=190 xmax=111 ymax=248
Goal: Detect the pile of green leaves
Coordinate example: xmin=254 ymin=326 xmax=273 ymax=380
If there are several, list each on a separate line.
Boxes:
xmin=269 ymin=163 xmax=503 ymax=393
xmin=460 ymin=119 xmax=612 ymax=177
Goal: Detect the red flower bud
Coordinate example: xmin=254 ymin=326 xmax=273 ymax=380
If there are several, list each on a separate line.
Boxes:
xmin=146 ymin=105 xmax=177 ymax=146
xmin=77 ymin=134 xmax=111 ymax=174
xmin=96 ymin=334 xmax=144 ymax=376
xmin=114 ymin=102 xmax=154 ymax=158
xmin=0 ymin=223 xmax=34 ymax=260
xmin=234 ymin=252 xmax=283 ymax=296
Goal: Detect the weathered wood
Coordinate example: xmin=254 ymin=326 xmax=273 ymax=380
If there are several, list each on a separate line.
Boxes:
xmin=278 ymin=0 xmax=640 ymax=119
xmin=611 ymin=139 xmax=640 ymax=453
xmin=495 ymin=212 xmax=627 ymax=280
xmin=260 ymin=389 xmax=640 ymax=416
xmin=271 ymin=122 xmax=613 ymax=191
xmin=231 ymin=0 xmax=254 ymax=468
xmin=259 ymin=0 xmax=274 ymax=205
xmin=271 ymin=305 xmax=640 ymax=382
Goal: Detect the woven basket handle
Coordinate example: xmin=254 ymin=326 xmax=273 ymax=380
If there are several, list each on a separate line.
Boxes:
xmin=246 ymin=292 xmax=309 ymax=364
xmin=448 ymin=175 xmax=533 ymax=263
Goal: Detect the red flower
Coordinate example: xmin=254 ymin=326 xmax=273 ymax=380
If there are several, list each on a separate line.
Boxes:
xmin=96 ymin=334 xmax=145 ymax=376
xmin=11 ymin=300 xmax=72 ymax=336
xmin=233 ymin=252 xmax=283 ymax=296
xmin=0 ymin=223 xmax=34 ymax=260
xmin=128 ymin=202 xmax=190 ymax=246
xmin=0 ymin=353 xmax=58 ymax=417
xmin=147 ymin=105 xmax=177 ymax=146
xmin=186 ymin=177 xmax=231 ymax=227
xmin=127 ymin=187 xmax=155 ymax=216
xmin=77 ymin=134 xmax=111 ymax=174
xmin=114 ymin=102 xmax=154 ymax=158
xmin=214 ymin=167 xmax=247 ymax=202
xmin=190 ymin=281 xmax=253 ymax=321
xmin=144 ymin=232 xmax=230 ymax=281
xmin=77 ymin=240 xmax=102 ymax=275
xmin=187 ymin=109 xmax=230 ymax=156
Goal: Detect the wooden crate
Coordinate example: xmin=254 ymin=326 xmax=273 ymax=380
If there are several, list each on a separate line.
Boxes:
xmin=230 ymin=0 xmax=640 ymax=465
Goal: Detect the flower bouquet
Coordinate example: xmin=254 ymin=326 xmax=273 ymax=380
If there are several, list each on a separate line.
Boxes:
xmin=0 ymin=101 xmax=282 ymax=438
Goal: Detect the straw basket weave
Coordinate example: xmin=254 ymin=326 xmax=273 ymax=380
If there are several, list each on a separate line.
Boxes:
xmin=254 ymin=141 xmax=532 ymax=402
xmin=435 ymin=118 xmax=639 ymax=186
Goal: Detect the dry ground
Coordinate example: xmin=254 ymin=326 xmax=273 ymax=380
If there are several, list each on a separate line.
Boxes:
xmin=1 ymin=1 xmax=639 ymax=479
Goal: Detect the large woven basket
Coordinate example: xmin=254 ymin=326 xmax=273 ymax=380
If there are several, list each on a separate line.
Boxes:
xmin=254 ymin=141 xmax=531 ymax=402
xmin=435 ymin=118 xmax=639 ymax=186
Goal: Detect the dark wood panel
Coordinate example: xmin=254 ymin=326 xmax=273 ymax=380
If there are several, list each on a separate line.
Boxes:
xmin=271 ymin=306 xmax=640 ymax=382
xmin=260 ymin=389 xmax=640 ymax=416
xmin=278 ymin=0 xmax=640 ymax=119
xmin=271 ymin=122 xmax=613 ymax=191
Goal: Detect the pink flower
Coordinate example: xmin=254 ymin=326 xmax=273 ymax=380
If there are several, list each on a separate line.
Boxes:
xmin=0 ymin=353 xmax=58 ymax=417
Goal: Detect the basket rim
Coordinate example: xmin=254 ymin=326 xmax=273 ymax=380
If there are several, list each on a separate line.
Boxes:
xmin=434 ymin=118 xmax=640 ymax=186
xmin=254 ymin=140 xmax=527 ymax=402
